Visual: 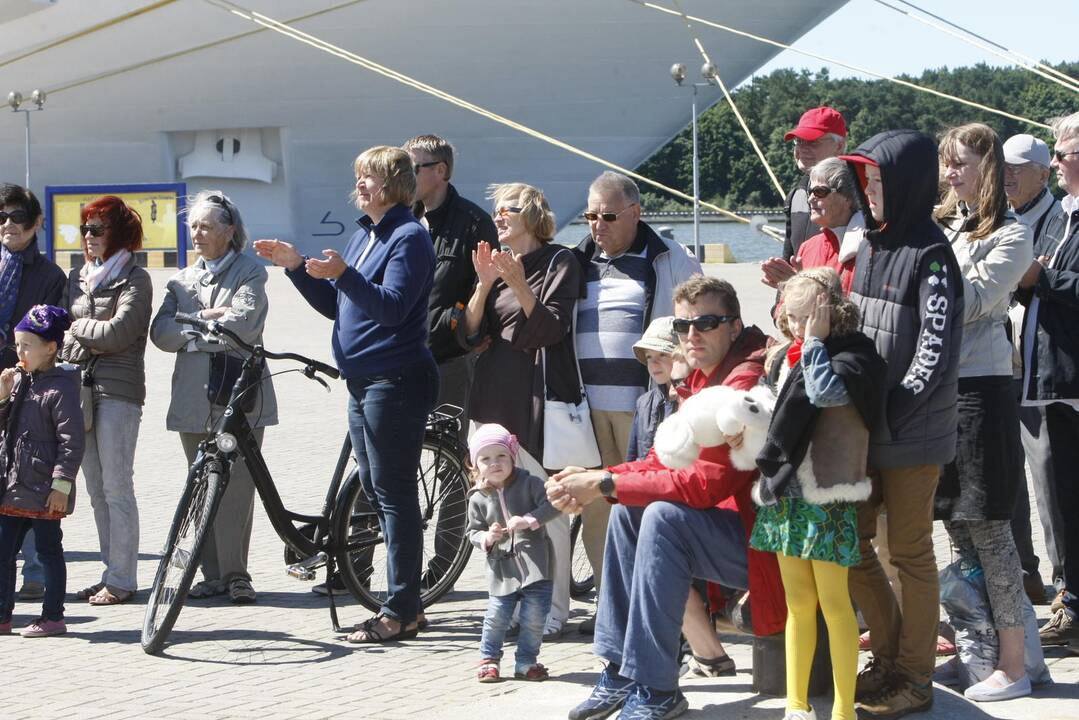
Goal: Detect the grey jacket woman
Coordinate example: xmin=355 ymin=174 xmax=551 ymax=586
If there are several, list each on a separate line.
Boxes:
xmin=150 ymin=251 xmax=278 ymax=432
xmin=60 ymin=255 xmax=153 ymax=404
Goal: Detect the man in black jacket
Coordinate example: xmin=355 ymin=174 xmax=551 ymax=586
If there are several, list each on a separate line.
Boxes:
xmin=0 ymin=183 xmax=66 ymax=603
xmin=1018 ymin=111 xmax=1079 ymax=647
xmin=403 ymin=134 xmax=498 ymax=437
xmin=840 ymin=131 xmax=963 ymax=719
xmin=761 ymin=106 xmax=847 ymax=288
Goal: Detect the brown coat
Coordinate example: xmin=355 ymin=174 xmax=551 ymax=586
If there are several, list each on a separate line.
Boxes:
xmin=464 ymin=243 xmax=584 ymax=461
xmin=60 ymin=256 xmax=153 ymax=406
xmin=0 ymin=366 xmax=84 ymax=516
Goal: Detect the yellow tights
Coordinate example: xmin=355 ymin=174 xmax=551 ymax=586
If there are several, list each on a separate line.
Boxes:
xmin=776 ymin=554 xmax=859 ymax=720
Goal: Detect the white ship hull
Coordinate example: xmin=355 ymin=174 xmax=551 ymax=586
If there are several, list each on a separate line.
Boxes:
xmin=0 ymin=0 xmax=846 ymax=256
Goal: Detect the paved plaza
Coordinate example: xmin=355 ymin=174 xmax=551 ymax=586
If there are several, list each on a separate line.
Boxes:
xmin=0 ymin=263 xmax=1075 ymax=720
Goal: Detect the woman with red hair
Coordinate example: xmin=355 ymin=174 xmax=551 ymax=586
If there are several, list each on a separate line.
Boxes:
xmin=59 ymin=195 xmax=152 ymax=606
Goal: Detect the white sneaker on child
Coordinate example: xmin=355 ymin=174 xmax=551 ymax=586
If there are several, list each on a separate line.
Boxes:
xmin=782 ymin=708 xmax=816 ymax=720
xmin=964 ymin=670 xmax=1031 ymax=702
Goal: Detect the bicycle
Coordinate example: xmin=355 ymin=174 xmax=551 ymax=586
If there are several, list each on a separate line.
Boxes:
xmin=569 ymin=514 xmax=595 ymax=598
xmin=141 ymin=312 xmax=473 ymax=654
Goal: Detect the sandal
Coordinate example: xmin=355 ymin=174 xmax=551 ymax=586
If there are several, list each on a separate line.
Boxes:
xmin=88 ymin=586 xmax=134 ymax=606
xmin=75 ymin=582 xmax=106 ymax=601
xmin=681 ymin=653 xmax=736 ymax=678
xmin=345 ymin=613 xmax=419 ymax=644
xmin=478 ymin=659 xmax=501 ymax=683
xmin=228 ymin=578 xmax=257 ymax=605
xmin=514 ymin=663 xmax=549 ymax=681
xmin=187 ymin=579 xmax=227 ymax=599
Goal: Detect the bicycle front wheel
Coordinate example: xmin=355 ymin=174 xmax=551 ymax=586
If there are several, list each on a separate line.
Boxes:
xmin=335 ymin=434 xmax=472 ymax=614
xmin=141 ymin=458 xmax=228 ymax=654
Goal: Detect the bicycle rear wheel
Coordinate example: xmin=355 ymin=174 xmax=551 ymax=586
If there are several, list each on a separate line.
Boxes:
xmin=141 ymin=458 xmax=228 ymax=654
xmin=335 ymin=433 xmax=472 ymax=614
xmin=569 ymin=514 xmax=595 ymax=598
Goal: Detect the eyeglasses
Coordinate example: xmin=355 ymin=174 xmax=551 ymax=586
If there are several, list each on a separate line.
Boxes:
xmin=1054 ymin=150 xmax=1079 ymax=162
xmin=413 ymin=161 xmax=442 ymax=173
xmin=583 ymin=205 xmax=635 ymax=223
xmin=809 ymin=185 xmax=836 ymax=199
xmin=672 ymin=314 xmax=738 ymax=334
xmin=793 ymin=137 xmax=830 ymax=148
xmin=0 ymin=210 xmax=29 ymax=226
xmin=493 ymin=206 xmax=522 ymax=218
xmin=79 ymin=224 xmax=110 ymax=237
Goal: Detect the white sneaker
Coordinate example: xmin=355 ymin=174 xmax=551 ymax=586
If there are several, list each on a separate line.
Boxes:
xmin=964 ymin=670 xmax=1032 ymax=702
xmin=782 ymin=708 xmax=816 ymax=720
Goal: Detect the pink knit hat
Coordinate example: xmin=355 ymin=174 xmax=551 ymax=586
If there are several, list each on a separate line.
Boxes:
xmin=469 ymin=423 xmax=520 ymax=466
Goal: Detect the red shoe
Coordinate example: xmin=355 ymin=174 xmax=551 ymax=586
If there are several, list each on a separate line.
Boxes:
xmin=936 ymin=635 xmax=956 ymax=656
xmin=514 ymin=663 xmax=549 ymax=681
xmin=477 ymin=659 xmax=500 ymax=683
xmin=21 ymin=618 xmax=66 ymax=637
xmin=859 ymin=631 xmax=872 ymax=651
xmin=0 ymin=621 xmax=11 ymax=635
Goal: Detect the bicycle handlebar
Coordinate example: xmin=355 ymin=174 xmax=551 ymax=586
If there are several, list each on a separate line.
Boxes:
xmin=174 ymin=312 xmax=341 ymax=380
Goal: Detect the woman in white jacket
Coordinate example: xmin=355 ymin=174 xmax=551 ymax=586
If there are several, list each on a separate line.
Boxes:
xmin=934 ymin=123 xmax=1035 ymax=702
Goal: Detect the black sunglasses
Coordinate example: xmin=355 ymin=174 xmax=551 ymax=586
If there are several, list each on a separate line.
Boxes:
xmin=413 ymin=160 xmax=442 ymax=173
xmin=809 ymin=185 xmax=836 ymax=199
xmin=583 ymin=205 xmax=636 ymax=223
xmin=205 ymin=194 xmax=234 ymax=224
xmin=80 ymin=224 xmax=110 ymax=237
xmin=672 ymin=314 xmax=738 ymax=334
xmin=0 ymin=210 xmax=30 ymax=226
xmin=1055 ymin=150 xmax=1079 ymax=162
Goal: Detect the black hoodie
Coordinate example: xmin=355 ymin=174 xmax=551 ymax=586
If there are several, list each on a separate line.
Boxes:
xmin=844 ymin=130 xmax=964 ymax=469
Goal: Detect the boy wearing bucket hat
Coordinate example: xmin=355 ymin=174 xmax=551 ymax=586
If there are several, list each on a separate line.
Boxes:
xmin=626 ymin=317 xmax=684 ymax=463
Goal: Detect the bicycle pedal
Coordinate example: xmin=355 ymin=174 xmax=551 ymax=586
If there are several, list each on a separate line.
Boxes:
xmin=286 ymin=551 xmax=327 ymax=581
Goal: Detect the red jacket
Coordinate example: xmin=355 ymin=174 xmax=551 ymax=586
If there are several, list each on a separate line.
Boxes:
xmin=797 ymin=228 xmax=855 ymax=294
xmin=609 ymin=326 xmax=787 ymax=636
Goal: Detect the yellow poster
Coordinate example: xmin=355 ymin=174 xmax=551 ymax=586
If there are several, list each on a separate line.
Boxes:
xmin=51 ymin=189 xmax=181 ymax=252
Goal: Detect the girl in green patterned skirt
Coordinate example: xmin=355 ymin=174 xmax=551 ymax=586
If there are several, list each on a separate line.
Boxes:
xmin=747 ymin=267 xmax=886 ymax=720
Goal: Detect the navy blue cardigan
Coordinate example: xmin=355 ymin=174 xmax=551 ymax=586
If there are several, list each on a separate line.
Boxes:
xmin=287 ymin=204 xmax=435 ymax=378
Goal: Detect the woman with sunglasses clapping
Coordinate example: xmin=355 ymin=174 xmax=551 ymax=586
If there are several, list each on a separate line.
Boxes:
xmin=59 ymin=195 xmax=152 ymax=606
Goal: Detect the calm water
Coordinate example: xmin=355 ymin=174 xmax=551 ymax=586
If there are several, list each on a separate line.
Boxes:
xmin=554 ymin=217 xmax=785 ymax=263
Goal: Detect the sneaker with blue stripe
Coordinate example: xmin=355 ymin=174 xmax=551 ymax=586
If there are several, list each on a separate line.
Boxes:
xmin=616 ymin=685 xmax=688 ymax=720
xmin=568 ymin=665 xmax=635 ymax=720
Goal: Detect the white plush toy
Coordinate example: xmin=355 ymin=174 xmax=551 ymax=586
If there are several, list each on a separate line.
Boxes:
xmin=654 ymin=383 xmax=776 ymax=470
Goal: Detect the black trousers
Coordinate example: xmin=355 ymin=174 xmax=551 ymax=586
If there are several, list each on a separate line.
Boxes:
xmin=1044 ymin=402 xmax=1079 ymax=613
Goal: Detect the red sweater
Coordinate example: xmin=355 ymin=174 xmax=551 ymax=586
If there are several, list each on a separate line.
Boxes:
xmin=797 ymin=228 xmax=855 ymax=294
xmin=609 ymin=326 xmax=787 ymax=636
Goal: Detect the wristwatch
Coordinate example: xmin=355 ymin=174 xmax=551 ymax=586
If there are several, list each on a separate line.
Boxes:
xmin=598 ymin=471 xmax=616 ymax=498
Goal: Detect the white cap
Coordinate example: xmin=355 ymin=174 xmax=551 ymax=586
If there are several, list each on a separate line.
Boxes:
xmin=1003 ymin=134 xmax=1051 ymax=168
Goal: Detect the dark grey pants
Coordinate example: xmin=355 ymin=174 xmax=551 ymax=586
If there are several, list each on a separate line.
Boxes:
xmin=1017 ymin=403 xmax=1065 ymax=590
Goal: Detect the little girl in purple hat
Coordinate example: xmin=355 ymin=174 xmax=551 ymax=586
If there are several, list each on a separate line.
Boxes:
xmin=0 ymin=304 xmax=84 ymax=637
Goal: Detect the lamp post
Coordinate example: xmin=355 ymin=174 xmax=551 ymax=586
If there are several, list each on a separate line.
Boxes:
xmin=670 ymin=63 xmax=717 ymax=261
xmin=8 ymin=89 xmax=46 ymax=189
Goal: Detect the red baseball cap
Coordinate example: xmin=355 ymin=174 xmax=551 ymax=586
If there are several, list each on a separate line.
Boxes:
xmin=784 ymin=106 xmax=847 ymax=142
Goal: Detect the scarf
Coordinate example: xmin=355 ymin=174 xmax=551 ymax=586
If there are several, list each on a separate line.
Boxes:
xmin=81 ymin=249 xmax=131 ymax=295
xmin=785 ymin=338 xmax=804 ymax=368
xmin=0 ymin=245 xmax=25 ymax=343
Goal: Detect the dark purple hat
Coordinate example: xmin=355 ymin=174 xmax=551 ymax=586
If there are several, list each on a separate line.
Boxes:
xmin=14 ymin=304 xmax=72 ymax=345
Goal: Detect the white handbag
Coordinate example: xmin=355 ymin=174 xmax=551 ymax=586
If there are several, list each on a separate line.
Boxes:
xmin=540 ymin=251 xmax=601 ymax=470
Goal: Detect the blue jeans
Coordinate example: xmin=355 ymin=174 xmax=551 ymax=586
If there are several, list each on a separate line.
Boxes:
xmin=20 ymin=529 xmax=43 ymax=584
xmin=347 ymin=356 xmax=439 ymax=624
xmin=594 ymin=502 xmax=749 ymax=691
xmin=480 ymin=579 xmax=553 ymax=673
xmin=0 ymin=516 xmax=65 ymax=622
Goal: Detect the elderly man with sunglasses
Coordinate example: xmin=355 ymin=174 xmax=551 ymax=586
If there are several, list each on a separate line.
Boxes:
xmin=548 ymin=276 xmax=784 ymax=720
xmin=570 ymin=171 xmax=701 ymax=635
xmin=761 ymin=106 xmax=848 ymax=289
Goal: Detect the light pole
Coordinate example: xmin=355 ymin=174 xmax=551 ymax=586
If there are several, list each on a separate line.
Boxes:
xmin=8 ymin=89 xmax=46 ymax=189
xmin=670 ymin=62 xmax=717 ymax=261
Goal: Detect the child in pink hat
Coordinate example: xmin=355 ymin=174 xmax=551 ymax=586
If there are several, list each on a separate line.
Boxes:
xmin=468 ymin=423 xmax=561 ymax=683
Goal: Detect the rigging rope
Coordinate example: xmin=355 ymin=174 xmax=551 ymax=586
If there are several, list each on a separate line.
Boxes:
xmin=196 ymin=0 xmax=757 ymax=226
xmin=888 ymin=0 xmax=1079 ymax=92
xmin=874 ymin=0 xmax=1079 ymax=94
xmin=0 ymin=0 xmax=179 ymax=71
xmin=627 ymin=0 xmax=1052 ymax=129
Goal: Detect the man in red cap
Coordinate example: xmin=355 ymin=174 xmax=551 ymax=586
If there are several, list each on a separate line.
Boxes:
xmin=761 ymin=106 xmax=848 ymax=288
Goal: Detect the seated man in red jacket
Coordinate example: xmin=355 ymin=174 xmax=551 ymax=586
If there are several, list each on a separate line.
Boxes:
xmin=548 ymin=275 xmax=785 ymax=720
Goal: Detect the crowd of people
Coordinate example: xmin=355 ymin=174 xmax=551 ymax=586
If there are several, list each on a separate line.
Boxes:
xmin=0 ymin=109 xmax=1075 ymax=720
